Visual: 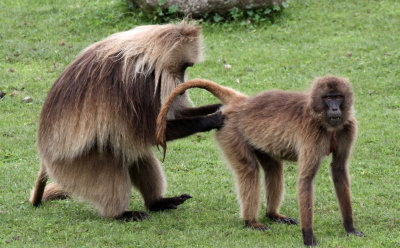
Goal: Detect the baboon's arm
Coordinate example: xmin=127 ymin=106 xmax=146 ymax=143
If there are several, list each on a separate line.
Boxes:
xmin=330 ymin=127 xmax=365 ymax=237
xmin=165 ymin=111 xmax=224 ymax=141
xmin=297 ymin=154 xmax=321 ymax=246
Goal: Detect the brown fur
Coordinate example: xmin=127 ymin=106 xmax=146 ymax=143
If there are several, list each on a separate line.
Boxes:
xmin=30 ymin=21 xmax=214 ymax=219
xmin=156 ymin=76 xmax=365 ymax=246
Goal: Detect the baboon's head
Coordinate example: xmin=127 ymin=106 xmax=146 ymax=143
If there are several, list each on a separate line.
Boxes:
xmin=93 ymin=21 xmax=203 ymax=103
xmin=310 ymin=76 xmax=354 ymax=127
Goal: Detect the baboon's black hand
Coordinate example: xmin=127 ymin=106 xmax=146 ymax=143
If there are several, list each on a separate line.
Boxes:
xmin=245 ymin=220 xmax=272 ymax=231
xmin=347 ymin=230 xmax=366 ymax=237
xmin=148 ymin=194 xmax=192 ymax=211
xmin=266 ymin=213 xmax=298 ymax=225
xmin=270 ymin=216 xmax=298 ymax=225
xmin=215 ymin=111 xmax=226 ymax=130
xmin=283 ymin=217 xmax=298 ymax=225
xmin=117 ymin=211 xmax=149 ymax=222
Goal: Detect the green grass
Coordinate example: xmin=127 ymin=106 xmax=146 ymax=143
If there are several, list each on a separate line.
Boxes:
xmin=0 ymin=0 xmax=399 ymax=247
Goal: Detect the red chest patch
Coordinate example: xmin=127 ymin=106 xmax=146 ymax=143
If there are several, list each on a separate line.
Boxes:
xmin=327 ymin=131 xmax=337 ymax=155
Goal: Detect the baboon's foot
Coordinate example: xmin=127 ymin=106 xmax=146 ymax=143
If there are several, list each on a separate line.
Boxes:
xmin=302 ymin=228 xmax=319 ymax=246
xmin=148 ymin=194 xmax=192 ymax=211
xmin=117 ymin=211 xmax=149 ymax=222
xmin=245 ymin=220 xmax=271 ymax=231
xmin=267 ymin=213 xmax=298 ymax=225
xmin=346 ymin=230 xmax=366 ymax=237
xmin=42 ymin=182 xmax=70 ymax=201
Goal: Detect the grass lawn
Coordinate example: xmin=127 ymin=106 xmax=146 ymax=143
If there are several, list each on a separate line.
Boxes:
xmin=0 ymin=0 xmax=399 ymax=247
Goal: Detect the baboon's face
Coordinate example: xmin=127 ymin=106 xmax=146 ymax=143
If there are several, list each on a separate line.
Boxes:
xmin=322 ymin=92 xmax=344 ymax=127
xmin=180 ymin=62 xmax=194 ymax=82
xmin=163 ymin=39 xmax=201 ymax=84
xmin=178 ymin=62 xmax=194 ymax=96
xmin=311 ymin=77 xmax=353 ymax=128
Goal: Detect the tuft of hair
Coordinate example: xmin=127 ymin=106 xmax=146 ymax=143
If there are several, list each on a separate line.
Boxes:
xmin=81 ymin=20 xmax=203 ymax=103
xmin=37 ymin=21 xmax=203 ymax=165
xmin=309 ymin=76 xmax=354 ymax=122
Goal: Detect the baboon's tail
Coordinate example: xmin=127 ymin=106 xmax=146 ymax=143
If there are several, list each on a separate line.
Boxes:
xmin=156 ymin=78 xmax=246 ymax=155
xmin=30 ymin=166 xmax=69 ymax=206
xmin=30 ymin=167 xmax=48 ymax=207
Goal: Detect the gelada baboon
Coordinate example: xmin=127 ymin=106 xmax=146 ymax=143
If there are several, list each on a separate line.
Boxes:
xmin=29 ymin=22 xmax=224 ymax=221
xmin=156 ymin=77 xmax=365 ymax=246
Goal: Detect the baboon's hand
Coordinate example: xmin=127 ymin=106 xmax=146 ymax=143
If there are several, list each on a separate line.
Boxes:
xmin=117 ymin=211 xmax=149 ymax=222
xmin=347 ymin=230 xmax=366 ymax=237
xmin=265 ymin=213 xmax=298 ymax=225
xmin=148 ymin=194 xmax=192 ymax=211
xmin=272 ymin=217 xmax=298 ymax=225
xmin=215 ymin=111 xmax=226 ymax=130
xmin=245 ymin=220 xmax=272 ymax=231
xmin=266 ymin=213 xmax=298 ymax=225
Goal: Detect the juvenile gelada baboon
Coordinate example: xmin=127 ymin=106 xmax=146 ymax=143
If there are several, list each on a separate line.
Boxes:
xmin=30 ymin=22 xmax=224 ymax=221
xmin=156 ymin=76 xmax=365 ymax=246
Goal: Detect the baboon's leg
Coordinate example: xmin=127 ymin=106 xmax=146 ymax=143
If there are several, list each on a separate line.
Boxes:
xmin=129 ymin=152 xmax=166 ymax=207
xmin=254 ymin=150 xmax=297 ymax=225
xmin=297 ymin=154 xmax=321 ymax=246
xmin=234 ymin=161 xmax=267 ymax=230
xmin=29 ymin=165 xmax=48 ymax=207
xmin=46 ymin=150 xmax=134 ymax=220
xmin=331 ymin=148 xmax=365 ymax=237
xmin=129 ymin=152 xmax=192 ymax=212
xmin=216 ymin=130 xmax=268 ymax=231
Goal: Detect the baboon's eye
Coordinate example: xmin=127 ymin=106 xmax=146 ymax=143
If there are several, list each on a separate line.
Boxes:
xmin=323 ymin=95 xmax=343 ymax=101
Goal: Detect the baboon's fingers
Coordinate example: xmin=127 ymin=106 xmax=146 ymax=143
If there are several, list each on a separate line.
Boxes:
xmin=245 ymin=220 xmax=272 ymax=231
xmin=148 ymin=201 xmax=177 ymax=211
xmin=282 ymin=217 xmax=298 ymax=225
xmin=117 ymin=211 xmax=149 ymax=222
xmin=276 ymin=217 xmax=298 ymax=225
xmin=266 ymin=213 xmax=298 ymax=225
xmin=347 ymin=230 xmax=366 ymax=237
xmin=148 ymin=194 xmax=192 ymax=211
xmin=179 ymin=194 xmax=193 ymax=200
xmin=168 ymin=194 xmax=192 ymax=205
xmin=254 ymin=225 xmax=271 ymax=232
xmin=269 ymin=216 xmax=298 ymax=225
xmin=169 ymin=194 xmax=192 ymax=205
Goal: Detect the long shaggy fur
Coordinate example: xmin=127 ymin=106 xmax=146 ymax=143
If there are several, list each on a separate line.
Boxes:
xmin=30 ymin=21 xmax=205 ymax=218
xmin=156 ymin=76 xmax=364 ymax=246
xmin=39 ymin=22 xmax=203 ymax=164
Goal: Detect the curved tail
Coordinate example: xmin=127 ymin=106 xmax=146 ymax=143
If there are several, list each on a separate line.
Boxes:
xmin=156 ymin=78 xmax=245 ymax=156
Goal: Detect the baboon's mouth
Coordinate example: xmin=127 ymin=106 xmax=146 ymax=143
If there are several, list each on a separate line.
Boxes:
xmin=328 ymin=116 xmax=342 ymax=126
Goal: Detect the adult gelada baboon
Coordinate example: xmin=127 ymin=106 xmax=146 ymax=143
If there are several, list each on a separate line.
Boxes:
xmin=30 ymin=22 xmax=224 ymax=221
xmin=156 ymin=76 xmax=365 ymax=246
